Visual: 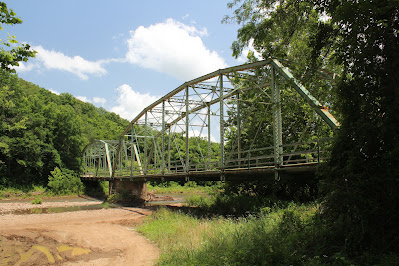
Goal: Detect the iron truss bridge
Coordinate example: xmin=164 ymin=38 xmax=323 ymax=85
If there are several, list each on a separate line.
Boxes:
xmin=81 ymin=59 xmax=339 ymax=182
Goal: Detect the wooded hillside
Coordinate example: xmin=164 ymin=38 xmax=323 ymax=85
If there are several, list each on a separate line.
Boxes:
xmin=0 ymin=70 xmax=129 ymax=187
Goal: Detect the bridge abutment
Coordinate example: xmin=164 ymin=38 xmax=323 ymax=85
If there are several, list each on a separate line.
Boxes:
xmin=109 ymin=180 xmax=147 ymax=201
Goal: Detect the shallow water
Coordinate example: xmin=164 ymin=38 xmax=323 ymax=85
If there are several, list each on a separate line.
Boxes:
xmin=2 ymin=193 xmax=199 ymax=215
xmin=145 ymin=193 xmax=187 ymax=206
xmin=0 ymin=195 xmax=101 ymax=204
xmin=11 ymin=203 xmax=117 ymax=215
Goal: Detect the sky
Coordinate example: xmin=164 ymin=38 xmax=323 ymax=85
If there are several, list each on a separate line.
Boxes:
xmin=4 ymin=0 xmax=253 ymax=121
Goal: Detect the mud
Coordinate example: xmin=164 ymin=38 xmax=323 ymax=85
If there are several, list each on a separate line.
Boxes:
xmin=0 ymin=206 xmax=160 ymax=265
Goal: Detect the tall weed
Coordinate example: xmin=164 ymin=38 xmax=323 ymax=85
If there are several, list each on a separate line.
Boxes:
xmin=137 ymin=204 xmax=339 ymax=265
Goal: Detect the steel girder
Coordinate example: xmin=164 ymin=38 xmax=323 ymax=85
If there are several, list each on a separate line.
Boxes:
xmin=82 ymin=59 xmax=338 ymax=180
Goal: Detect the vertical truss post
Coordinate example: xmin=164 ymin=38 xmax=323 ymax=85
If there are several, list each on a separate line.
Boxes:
xmin=123 ymin=141 xmax=128 ymax=176
xmin=119 ymin=139 xmax=122 ymax=176
xmin=144 ymin=112 xmax=148 ymax=175
xmin=237 ymin=92 xmax=241 ymax=167
xmin=161 ymin=100 xmax=165 ymax=175
xmin=168 ymin=126 xmax=171 ymax=173
xmin=134 ymin=127 xmax=137 ymax=177
xmin=185 ymin=86 xmax=190 ymax=175
xmin=133 ymin=144 xmax=143 ymax=175
xmin=219 ymin=74 xmax=225 ymax=173
xmin=272 ymin=67 xmax=283 ymax=178
xmin=207 ymin=103 xmax=211 ymax=170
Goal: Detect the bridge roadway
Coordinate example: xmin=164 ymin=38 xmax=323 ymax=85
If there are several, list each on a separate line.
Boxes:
xmin=81 ymin=162 xmax=319 ymax=182
xmin=81 ymin=59 xmax=338 ymax=184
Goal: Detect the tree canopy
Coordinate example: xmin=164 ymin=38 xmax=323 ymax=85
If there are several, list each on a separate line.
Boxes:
xmin=0 ymin=70 xmax=129 ymax=187
xmin=0 ymin=2 xmax=36 ymax=72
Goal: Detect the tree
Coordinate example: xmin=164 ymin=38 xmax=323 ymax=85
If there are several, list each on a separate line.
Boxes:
xmin=223 ymin=0 xmax=337 ymax=198
xmin=0 ymin=2 xmax=36 ymax=72
xmin=224 ymin=0 xmax=339 ymax=148
xmin=313 ymin=0 xmax=399 ymax=258
xmin=227 ymin=0 xmax=399 ymax=261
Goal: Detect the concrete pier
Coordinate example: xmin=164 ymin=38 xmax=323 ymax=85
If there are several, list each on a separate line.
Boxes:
xmin=109 ymin=180 xmax=147 ymax=200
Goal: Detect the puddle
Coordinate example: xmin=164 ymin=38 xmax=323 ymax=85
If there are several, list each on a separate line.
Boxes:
xmin=3 ymin=193 xmax=205 ymax=214
xmin=0 ymin=195 xmax=102 ymax=204
xmin=11 ymin=203 xmax=118 ymax=215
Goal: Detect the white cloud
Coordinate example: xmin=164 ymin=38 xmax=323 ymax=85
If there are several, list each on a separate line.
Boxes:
xmin=25 ymin=46 xmax=108 ymax=80
xmin=14 ymin=62 xmax=37 ymax=72
xmin=48 ymin=88 xmax=60 ymax=95
xmin=76 ymin=96 xmax=91 ymax=102
xmin=110 ymin=84 xmax=159 ymax=120
xmin=236 ymin=39 xmax=263 ymax=63
xmin=93 ymin=97 xmax=107 ymax=105
xmin=75 ymin=95 xmax=107 ymax=106
xmin=125 ymin=18 xmax=227 ymax=81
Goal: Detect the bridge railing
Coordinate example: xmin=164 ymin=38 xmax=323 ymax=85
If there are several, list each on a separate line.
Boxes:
xmin=81 ymin=138 xmax=333 ymax=180
xmin=224 ymin=138 xmax=332 ymax=170
xmin=280 ymin=138 xmax=332 ymax=165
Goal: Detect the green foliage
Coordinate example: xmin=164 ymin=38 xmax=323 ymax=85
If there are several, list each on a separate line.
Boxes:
xmin=138 ymin=204 xmax=356 ymax=265
xmin=83 ymin=180 xmax=109 ymax=197
xmin=148 ymin=181 xmax=220 ymax=194
xmin=0 ymin=69 xmax=128 ymax=187
xmin=31 ymin=197 xmax=42 ymax=204
xmin=181 ymin=178 xmax=318 ymax=217
xmin=223 ymin=1 xmax=337 ymax=191
xmin=0 ymin=185 xmax=46 ymax=199
xmin=227 ymin=0 xmax=399 ymax=262
xmin=47 ymin=167 xmax=84 ymax=195
xmin=106 ymin=193 xmax=120 ymax=203
xmin=185 ymin=194 xmax=212 ymax=208
xmin=314 ymin=0 xmax=399 ymax=260
xmin=0 ymin=2 xmax=36 ymax=72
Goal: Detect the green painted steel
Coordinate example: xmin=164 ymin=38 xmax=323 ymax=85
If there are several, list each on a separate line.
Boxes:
xmin=81 ymin=59 xmax=339 ymax=181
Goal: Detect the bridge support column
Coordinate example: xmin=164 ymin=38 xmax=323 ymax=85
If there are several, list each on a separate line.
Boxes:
xmin=272 ymin=67 xmax=283 ymax=180
xmin=109 ymin=180 xmax=147 ymax=201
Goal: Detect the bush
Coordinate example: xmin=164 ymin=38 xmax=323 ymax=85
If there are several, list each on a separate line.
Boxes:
xmin=185 ymin=195 xmax=212 ymax=208
xmin=47 ymin=167 xmax=84 ymax=195
xmin=31 ymin=197 xmax=42 ymax=204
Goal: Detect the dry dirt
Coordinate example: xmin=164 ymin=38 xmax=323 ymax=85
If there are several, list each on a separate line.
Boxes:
xmin=0 ymin=202 xmax=160 ymax=265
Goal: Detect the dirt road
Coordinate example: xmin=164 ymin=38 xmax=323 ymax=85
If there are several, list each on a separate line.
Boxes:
xmin=0 ymin=205 xmax=160 ymax=265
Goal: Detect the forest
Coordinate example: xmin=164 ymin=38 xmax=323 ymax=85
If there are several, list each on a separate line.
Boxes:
xmin=1 ymin=0 xmax=399 ymax=264
xmin=0 ymin=69 xmax=129 ymax=187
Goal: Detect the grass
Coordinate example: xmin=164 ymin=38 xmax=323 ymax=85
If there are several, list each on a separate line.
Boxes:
xmin=147 ymin=181 xmax=221 ymax=195
xmin=137 ymin=203 xmax=330 ymax=265
xmin=0 ymin=180 xmax=109 ymax=200
xmin=0 ymin=185 xmax=47 ymax=199
xmin=138 ymin=189 xmax=399 ymax=265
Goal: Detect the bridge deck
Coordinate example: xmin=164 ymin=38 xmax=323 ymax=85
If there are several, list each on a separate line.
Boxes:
xmin=81 ymin=162 xmax=317 ymax=182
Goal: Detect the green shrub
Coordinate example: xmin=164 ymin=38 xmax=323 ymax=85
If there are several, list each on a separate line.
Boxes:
xmin=106 ymin=193 xmax=119 ymax=203
xmin=185 ymin=194 xmax=212 ymax=207
xmin=47 ymin=167 xmax=84 ymax=195
xmin=31 ymin=197 xmax=42 ymax=204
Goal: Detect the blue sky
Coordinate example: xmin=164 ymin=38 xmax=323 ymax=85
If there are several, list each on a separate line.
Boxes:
xmin=4 ymin=0 xmax=253 ymax=120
